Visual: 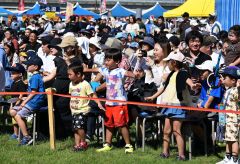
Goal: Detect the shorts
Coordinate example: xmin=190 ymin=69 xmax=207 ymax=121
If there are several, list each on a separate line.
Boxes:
xmin=104 ymin=105 xmax=129 ymax=128
xmin=225 ymin=123 xmax=239 ymax=142
xmin=13 ymin=105 xmax=33 ymax=118
xmin=72 ymin=113 xmax=88 ymax=131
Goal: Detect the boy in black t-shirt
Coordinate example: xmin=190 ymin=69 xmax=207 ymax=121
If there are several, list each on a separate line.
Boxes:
xmin=6 ymin=63 xmax=27 ymax=139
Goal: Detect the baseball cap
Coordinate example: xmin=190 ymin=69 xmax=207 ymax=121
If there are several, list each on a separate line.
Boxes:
xmin=163 ymin=51 xmax=185 ymax=62
xmin=58 ymin=36 xmax=78 ymax=48
xmin=195 ymin=60 xmax=214 ymax=72
xmin=139 ymin=36 xmax=155 ymax=49
xmin=48 ymin=38 xmax=62 ymax=51
xmin=115 ymin=32 xmax=127 ymax=39
xmin=5 ymin=63 xmax=25 ymax=74
xmin=222 ymin=66 xmax=240 ymax=79
xmin=23 ymin=55 xmax=43 ymax=67
xmin=41 ymin=35 xmax=54 ymax=45
xmin=101 ymin=38 xmax=123 ymax=50
xmin=89 ymin=37 xmax=101 ymax=50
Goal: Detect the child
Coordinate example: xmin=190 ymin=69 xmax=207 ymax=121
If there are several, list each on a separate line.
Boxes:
xmin=145 ymin=51 xmax=201 ymax=160
xmin=9 ymin=56 xmax=45 ymax=145
xmin=196 ymin=60 xmax=224 ymax=109
xmin=68 ymin=62 xmax=104 ymax=151
xmin=6 ymin=63 xmax=27 ymax=139
xmin=216 ymin=66 xmax=240 ymax=164
xmin=225 ymin=25 xmax=240 ymax=67
xmin=85 ymin=47 xmax=136 ymax=153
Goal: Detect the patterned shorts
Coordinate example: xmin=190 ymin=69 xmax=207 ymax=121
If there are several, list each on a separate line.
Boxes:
xmin=72 ymin=113 xmax=88 ymax=131
xmin=225 ymin=123 xmax=239 ymax=142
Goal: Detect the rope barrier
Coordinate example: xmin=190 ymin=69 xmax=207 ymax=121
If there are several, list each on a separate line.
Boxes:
xmin=1 ymin=91 xmax=240 ymax=115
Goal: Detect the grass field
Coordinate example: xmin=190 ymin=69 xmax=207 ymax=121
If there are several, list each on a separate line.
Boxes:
xmin=0 ymin=132 xmax=225 ymax=164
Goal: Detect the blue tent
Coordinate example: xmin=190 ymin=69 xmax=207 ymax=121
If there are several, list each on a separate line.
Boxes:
xmin=142 ymin=2 xmax=167 ymax=19
xmin=20 ymin=2 xmax=44 ymax=15
xmin=73 ymin=2 xmax=100 ymax=19
xmin=0 ymin=7 xmax=14 ymax=16
xmin=110 ymin=2 xmax=136 ymax=17
xmin=216 ymin=0 xmax=240 ymax=30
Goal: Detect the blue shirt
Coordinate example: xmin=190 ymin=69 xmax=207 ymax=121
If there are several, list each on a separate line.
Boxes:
xmin=199 ymin=78 xmax=224 ymax=109
xmin=26 ymin=72 xmax=45 ymax=110
xmin=0 ymin=47 xmax=12 ymax=88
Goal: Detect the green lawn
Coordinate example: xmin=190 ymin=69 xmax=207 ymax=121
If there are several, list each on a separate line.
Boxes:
xmin=0 ymin=133 xmax=224 ymax=164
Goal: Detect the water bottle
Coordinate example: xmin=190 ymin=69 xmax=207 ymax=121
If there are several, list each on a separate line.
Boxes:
xmin=218 ymin=103 xmax=226 ymax=126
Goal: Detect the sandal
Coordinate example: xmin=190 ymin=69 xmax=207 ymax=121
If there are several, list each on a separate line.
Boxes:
xmin=160 ymin=153 xmax=170 ymax=158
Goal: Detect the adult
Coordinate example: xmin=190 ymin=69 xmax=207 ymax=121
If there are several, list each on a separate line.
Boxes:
xmin=38 ymin=15 xmax=53 ymax=38
xmin=184 ymin=30 xmax=212 ymax=67
xmin=25 ymin=30 xmax=41 ymax=53
xmin=0 ymin=61 xmax=5 ymax=101
xmin=43 ymin=38 xmax=72 ymax=138
xmin=3 ymin=29 xmax=19 ymax=54
xmin=4 ymin=42 xmax=19 ymax=66
xmin=206 ymin=13 xmax=222 ymax=36
xmin=179 ymin=12 xmax=190 ymax=41
xmin=155 ymin=16 xmax=165 ymax=32
xmin=58 ymin=35 xmax=81 ymax=66
xmin=10 ymin=16 xmax=20 ymax=32
xmin=145 ymin=37 xmax=171 ymax=104
xmin=125 ymin=15 xmax=140 ymax=35
xmin=38 ymin=35 xmax=55 ymax=74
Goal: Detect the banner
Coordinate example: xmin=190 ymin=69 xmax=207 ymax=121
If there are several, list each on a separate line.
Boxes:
xmin=100 ymin=0 xmax=107 ymax=13
xmin=18 ymin=0 xmax=25 ymax=11
xmin=65 ymin=2 xmax=73 ymax=22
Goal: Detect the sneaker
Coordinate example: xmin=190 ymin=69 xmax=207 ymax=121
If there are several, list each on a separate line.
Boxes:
xmin=125 ymin=144 xmax=133 ymax=154
xmin=176 ymin=155 xmax=186 ymax=161
xmin=216 ymin=156 xmax=231 ymax=164
xmin=20 ymin=136 xmax=33 ymax=146
xmin=229 ymin=157 xmax=239 ymax=164
xmin=85 ymin=134 xmax=94 ymax=143
xmin=96 ymin=143 xmax=113 ymax=152
xmin=73 ymin=145 xmax=82 ymax=152
xmin=160 ymin=153 xmax=170 ymax=159
xmin=10 ymin=134 xmax=18 ymax=140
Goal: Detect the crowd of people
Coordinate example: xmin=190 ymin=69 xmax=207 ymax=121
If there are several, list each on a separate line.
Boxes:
xmin=0 ymin=11 xmax=239 ymax=163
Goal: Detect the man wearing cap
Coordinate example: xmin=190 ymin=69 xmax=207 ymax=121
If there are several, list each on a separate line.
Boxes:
xmin=38 ymin=15 xmax=53 ymax=38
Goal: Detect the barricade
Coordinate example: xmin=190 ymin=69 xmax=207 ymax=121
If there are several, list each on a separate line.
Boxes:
xmin=0 ymin=89 xmax=239 ymax=150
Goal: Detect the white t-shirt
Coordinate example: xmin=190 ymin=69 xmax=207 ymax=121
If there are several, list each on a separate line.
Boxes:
xmin=99 ymin=67 xmax=127 ymax=106
xmin=125 ymin=23 xmax=140 ymax=35
xmin=211 ymin=52 xmax=225 ymax=67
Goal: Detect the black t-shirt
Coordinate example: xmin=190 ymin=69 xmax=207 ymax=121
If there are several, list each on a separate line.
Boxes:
xmin=25 ymin=42 xmax=41 ymax=52
xmin=10 ymin=80 xmax=27 ymax=97
xmin=195 ymin=51 xmax=212 ymax=65
xmin=54 ymin=56 xmax=69 ymax=80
